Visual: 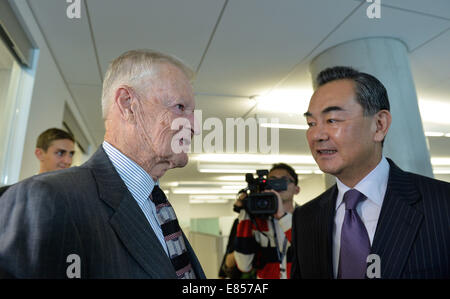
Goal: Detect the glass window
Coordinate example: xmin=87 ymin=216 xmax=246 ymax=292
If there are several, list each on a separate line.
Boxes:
xmin=0 ymin=39 xmax=22 ymax=185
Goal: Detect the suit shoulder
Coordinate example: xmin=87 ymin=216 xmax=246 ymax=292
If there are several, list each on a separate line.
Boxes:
xmin=3 ymin=167 xmax=94 ymax=202
xmin=407 ymin=171 xmax=450 ymax=193
xmin=34 ymin=166 xmax=94 ymax=191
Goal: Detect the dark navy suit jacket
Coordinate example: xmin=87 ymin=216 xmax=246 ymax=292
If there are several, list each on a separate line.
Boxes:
xmin=0 ymin=147 xmax=206 ymax=278
xmin=291 ymin=158 xmax=450 ymax=279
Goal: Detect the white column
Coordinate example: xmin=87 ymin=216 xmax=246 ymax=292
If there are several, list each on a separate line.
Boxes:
xmin=309 ymin=37 xmax=433 ymax=177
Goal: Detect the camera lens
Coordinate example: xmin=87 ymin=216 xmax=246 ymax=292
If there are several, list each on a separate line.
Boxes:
xmin=256 ymin=199 xmax=269 ymax=209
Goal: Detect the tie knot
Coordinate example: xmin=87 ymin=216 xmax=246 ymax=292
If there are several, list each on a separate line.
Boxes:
xmin=150 ymin=185 xmax=167 ymax=205
xmin=343 ymin=189 xmax=366 ymax=210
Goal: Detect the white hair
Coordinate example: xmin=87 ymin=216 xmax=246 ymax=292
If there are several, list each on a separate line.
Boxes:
xmin=101 ymin=49 xmax=194 ymax=119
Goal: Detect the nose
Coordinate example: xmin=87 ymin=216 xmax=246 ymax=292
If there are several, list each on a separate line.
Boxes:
xmin=308 ymin=123 xmax=329 ymax=143
xmin=63 ymin=155 xmax=73 ymax=166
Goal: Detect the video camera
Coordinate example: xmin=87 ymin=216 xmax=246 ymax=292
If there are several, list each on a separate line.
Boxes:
xmin=242 ymin=170 xmax=288 ymax=217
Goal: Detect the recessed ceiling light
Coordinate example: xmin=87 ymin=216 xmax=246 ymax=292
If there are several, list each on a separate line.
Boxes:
xmin=193 ymin=154 xmax=316 ymax=164
xmin=425 ymin=131 xmax=445 ymax=137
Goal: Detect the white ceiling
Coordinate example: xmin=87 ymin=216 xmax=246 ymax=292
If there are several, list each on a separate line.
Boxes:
xmin=23 ymin=0 xmax=450 ymax=194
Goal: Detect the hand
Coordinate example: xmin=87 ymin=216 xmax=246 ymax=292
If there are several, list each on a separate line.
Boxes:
xmin=225 ymin=252 xmax=236 ymax=269
xmin=264 ymin=189 xmax=285 ymax=219
xmin=235 ymin=191 xmax=247 ymax=208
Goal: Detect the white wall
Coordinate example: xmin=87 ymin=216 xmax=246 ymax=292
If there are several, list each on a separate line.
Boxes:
xmin=19 ymin=48 xmax=67 ymax=179
xmin=295 ymin=174 xmax=327 ymax=205
xmin=169 ymin=192 xmax=237 ymax=230
xmin=435 ymin=174 xmax=450 ymax=183
xmin=11 ymin=1 xmax=95 ymax=181
xmin=0 ymin=70 xmax=11 ymax=111
xmin=190 ymin=201 xmax=236 ymax=219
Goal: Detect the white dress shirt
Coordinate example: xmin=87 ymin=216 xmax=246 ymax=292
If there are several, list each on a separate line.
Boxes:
xmin=102 ymin=141 xmax=169 ymax=256
xmin=332 ymin=156 xmax=390 ymax=278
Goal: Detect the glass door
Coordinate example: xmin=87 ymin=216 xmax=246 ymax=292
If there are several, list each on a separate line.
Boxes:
xmin=0 ymin=39 xmax=36 ymax=186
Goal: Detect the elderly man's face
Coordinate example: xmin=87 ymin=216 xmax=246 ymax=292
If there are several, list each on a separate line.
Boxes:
xmin=305 ymin=79 xmax=379 ymax=185
xmin=132 ymin=63 xmax=197 ymax=177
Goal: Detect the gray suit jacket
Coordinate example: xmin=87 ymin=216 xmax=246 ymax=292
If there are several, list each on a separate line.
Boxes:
xmin=0 ymin=147 xmax=206 ymax=278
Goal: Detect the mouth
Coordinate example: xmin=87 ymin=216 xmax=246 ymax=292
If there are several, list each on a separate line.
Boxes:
xmin=316 ymin=149 xmax=337 ymax=156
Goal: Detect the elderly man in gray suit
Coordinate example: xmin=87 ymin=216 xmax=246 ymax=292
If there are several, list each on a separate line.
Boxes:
xmin=0 ymin=49 xmax=205 ymax=279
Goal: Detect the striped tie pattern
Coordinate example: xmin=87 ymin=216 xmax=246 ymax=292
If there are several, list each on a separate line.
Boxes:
xmin=150 ymin=185 xmax=196 ymax=279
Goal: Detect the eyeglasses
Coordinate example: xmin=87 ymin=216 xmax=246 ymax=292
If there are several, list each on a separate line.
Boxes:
xmin=269 ymin=176 xmax=295 ymax=185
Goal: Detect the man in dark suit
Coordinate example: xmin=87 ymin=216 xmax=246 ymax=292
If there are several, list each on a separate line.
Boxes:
xmin=0 ymin=49 xmax=205 ymax=279
xmin=291 ymin=66 xmax=450 ymax=279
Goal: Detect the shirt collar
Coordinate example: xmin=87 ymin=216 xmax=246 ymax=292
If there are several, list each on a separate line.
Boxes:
xmin=102 ymin=141 xmax=157 ymax=204
xmin=335 ymin=156 xmax=390 ymax=210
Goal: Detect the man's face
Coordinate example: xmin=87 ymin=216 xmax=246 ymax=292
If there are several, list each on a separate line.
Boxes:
xmin=268 ymin=168 xmax=299 ymax=201
xmin=36 ymin=139 xmax=75 ymax=173
xmin=132 ymin=63 xmax=198 ymax=177
xmin=305 ymin=79 xmax=379 ymax=184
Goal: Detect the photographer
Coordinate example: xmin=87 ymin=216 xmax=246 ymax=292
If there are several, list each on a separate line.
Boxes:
xmin=218 ymin=197 xmax=256 ymax=279
xmin=234 ymin=163 xmax=300 ymax=279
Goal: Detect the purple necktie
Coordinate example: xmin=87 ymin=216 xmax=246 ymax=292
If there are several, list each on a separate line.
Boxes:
xmin=338 ymin=189 xmax=370 ymax=279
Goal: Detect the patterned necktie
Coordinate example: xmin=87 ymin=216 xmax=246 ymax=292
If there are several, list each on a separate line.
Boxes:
xmin=338 ymin=189 xmax=371 ymax=279
xmin=150 ymin=185 xmax=196 ymax=279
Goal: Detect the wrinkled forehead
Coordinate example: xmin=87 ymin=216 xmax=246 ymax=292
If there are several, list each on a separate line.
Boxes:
xmin=139 ymin=63 xmax=194 ymax=104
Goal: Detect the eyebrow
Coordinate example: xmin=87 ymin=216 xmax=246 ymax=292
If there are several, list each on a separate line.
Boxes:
xmin=304 ymin=106 xmax=345 ymax=117
xmin=55 ymin=149 xmax=75 ymax=154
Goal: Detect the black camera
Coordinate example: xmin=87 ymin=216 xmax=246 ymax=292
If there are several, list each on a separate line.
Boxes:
xmin=242 ymin=170 xmax=288 ymax=217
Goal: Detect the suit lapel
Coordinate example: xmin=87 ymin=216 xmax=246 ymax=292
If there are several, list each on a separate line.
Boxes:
xmin=370 ymin=159 xmax=423 ymax=278
xmin=87 ymin=147 xmax=176 ymax=278
xmin=109 ymin=195 xmax=176 ymax=278
xmin=319 ymin=185 xmax=338 ymax=278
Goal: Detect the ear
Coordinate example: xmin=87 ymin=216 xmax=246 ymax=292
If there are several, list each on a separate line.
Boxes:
xmin=294 ymin=185 xmax=300 ymax=195
xmin=373 ymin=110 xmax=392 ymax=143
xmin=35 ymin=148 xmax=44 ymax=161
xmin=114 ymin=85 xmax=136 ymax=122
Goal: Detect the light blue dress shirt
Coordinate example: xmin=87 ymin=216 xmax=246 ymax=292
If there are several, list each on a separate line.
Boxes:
xmin=102 ymin=141 xmax=169 ymax=256
xmin=333 ymin=156 xmax=390 ymax=278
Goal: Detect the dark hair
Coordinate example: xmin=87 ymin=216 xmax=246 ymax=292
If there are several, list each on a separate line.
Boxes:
xmin=270 ymin=163 xmax=298 ymax=186
xmin=36 ymin=128 xmax=75 ymax=151
xmin=316 ymin=66 xmax=390 ymax=116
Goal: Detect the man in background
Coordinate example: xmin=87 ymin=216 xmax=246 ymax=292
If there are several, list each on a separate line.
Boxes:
xmin=233 ymin=163 xmax=300 ymax=279
xmin=34 ymin=128 xmax=75 ymax=174
xmin=0 ymin=128 xmax=75 ymax=197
